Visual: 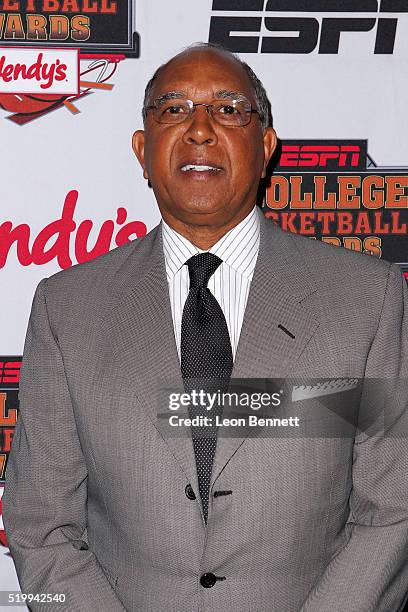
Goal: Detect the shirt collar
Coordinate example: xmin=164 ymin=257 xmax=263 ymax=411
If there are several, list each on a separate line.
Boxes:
xmin=162 ymin=205 xmax=260 ymax=282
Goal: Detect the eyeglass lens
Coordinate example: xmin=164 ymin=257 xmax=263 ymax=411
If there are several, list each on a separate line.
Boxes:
xmin=153 ymin=99 xmax=252 ymax=126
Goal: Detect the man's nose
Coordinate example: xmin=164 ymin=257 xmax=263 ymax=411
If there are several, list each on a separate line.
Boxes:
xmin=182 ymin=106 xmax=218 ymax=146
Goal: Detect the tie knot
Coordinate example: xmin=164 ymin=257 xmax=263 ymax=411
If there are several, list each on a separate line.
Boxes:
xmin=186 ymin=253 xmax=222 ymax=288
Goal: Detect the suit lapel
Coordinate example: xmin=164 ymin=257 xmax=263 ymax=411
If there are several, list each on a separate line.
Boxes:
xmin=211 ymin=211 xmax=320 ymax=486
xmin=106 ymin=224 xmax=200 ymax=496
xmin=105 ymin=213 xmax=320 ymax=501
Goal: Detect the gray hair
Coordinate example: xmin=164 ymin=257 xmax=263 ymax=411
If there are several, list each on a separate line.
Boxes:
xmin=142 ymin=42 xmax=272 ymax=129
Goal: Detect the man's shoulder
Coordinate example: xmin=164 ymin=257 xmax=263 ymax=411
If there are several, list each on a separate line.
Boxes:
xmin=44 ymin=223 xmax=159 ymax=296
xmin=37 ymin=224 xmax=160 ymax=327
xmin=265 ymin=217 xmax=392 ymax=291
xmin=290 ymin=227 xmax=388 ymax=269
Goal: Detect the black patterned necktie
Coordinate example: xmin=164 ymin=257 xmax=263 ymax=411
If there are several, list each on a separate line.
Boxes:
xmin=181 ymin=253 xmax=233 ymax=522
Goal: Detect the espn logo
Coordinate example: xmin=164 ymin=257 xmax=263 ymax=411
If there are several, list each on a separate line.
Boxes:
xmin=276 ymin=142 xmax=366 ymax=171
xmin=0 ymin=47 xmax=79 ymax=94
xmin=0 ymin=362 xmax=21 ymax=384
xmin=209 ymin=0 xmax=408 ymax=55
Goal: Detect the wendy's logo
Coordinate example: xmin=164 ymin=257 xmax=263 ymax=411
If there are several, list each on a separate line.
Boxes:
xmin=0 ymin=0 xmax=139 ymax=123
xmin=0 ymin=55 xmax=119 ymax=124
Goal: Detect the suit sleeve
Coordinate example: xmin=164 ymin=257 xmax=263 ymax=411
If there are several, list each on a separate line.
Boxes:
xmin=2 ymin=279 xmax=126 ymax=611
xmin=300 ymin=263 xmax=408 ymax=612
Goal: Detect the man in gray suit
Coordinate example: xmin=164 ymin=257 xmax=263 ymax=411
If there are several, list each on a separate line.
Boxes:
xmin=3 ymin=43 xmax=408 ymax=611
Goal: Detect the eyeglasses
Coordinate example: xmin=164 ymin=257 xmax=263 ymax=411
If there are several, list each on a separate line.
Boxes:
xmin=144 ymin=98 xmax=260 ymax=127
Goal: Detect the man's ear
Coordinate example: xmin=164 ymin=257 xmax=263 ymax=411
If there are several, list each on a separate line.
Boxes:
xmin=261 ymin=127 xmax=277 ymax=178
xmin=132 ymin=130 xmax=149 ymax=180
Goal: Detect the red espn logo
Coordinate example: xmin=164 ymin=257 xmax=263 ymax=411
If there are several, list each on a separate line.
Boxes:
xmin=0 ymin=362 xmax=21 ymax=384
xmin=280 ymin=145 xmax=361 ymax=168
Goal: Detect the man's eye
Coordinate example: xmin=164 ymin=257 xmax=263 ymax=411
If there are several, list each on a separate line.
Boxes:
xmin=163 ymin=105 xmax=185 ymax=114
xmin=219 ymin=104 xmax=238 ymax=115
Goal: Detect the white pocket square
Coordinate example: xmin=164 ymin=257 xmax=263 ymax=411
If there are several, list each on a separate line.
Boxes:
xmin=292 ymin=378 xmax=359 ymax=402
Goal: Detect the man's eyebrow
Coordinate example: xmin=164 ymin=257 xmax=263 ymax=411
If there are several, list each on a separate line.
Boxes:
xmin=152 ymin=91 xmax=186 ymax=105
xmin=215 ymin=90 xmax=250 ymax=102
xmin=149 ymin=90 xmax=255 ymax=109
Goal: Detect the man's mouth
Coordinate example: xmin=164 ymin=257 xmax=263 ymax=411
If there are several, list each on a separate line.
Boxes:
xmin=180 ymin=164 xmax=222 ymax=173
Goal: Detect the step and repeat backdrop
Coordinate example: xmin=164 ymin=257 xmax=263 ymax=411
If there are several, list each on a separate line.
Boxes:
xmin=0 ymin=0 xmax=407 ymax=600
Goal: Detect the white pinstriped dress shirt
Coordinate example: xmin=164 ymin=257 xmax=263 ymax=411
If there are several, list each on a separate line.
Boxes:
xmin=162 ymin=205 xmax=260 ymax=362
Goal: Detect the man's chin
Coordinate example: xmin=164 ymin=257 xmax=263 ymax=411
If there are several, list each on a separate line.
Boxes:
xmin=174 ymin=203 xmax=231 ymax=224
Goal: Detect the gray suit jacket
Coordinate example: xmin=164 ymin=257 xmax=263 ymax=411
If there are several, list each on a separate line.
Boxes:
xmin=3 ymin=211 xmax=408 ymax=611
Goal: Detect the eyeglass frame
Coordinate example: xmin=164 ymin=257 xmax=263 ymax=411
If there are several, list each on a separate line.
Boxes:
xmin=143 ymin=97 xmax=261 ymax=127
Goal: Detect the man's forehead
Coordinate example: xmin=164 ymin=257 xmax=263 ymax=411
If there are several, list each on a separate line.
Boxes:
xmin=150 ymin=49 xmax=255 ymax=100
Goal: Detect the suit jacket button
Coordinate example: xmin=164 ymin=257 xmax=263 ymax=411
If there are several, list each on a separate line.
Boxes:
xmin=185 ymin=484 xmax=196 ymax=500
xmin=200 ymin=573 xmax=217 ymax=588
